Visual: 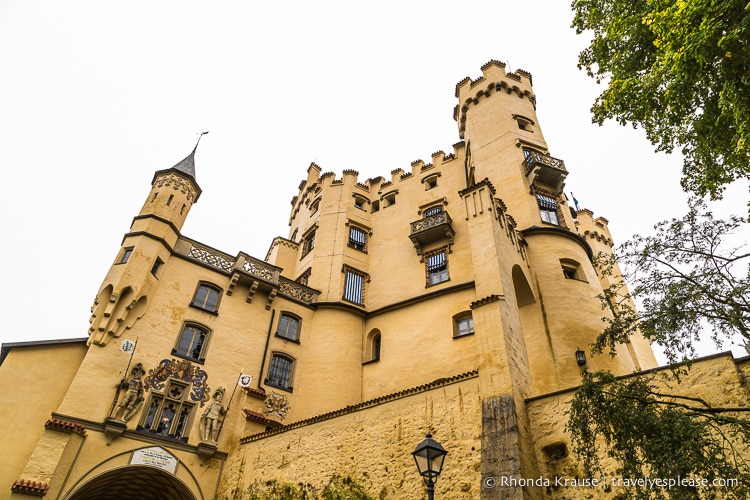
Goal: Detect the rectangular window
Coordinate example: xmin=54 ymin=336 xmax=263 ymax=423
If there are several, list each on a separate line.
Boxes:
xmin=192 ymin=283 xmax=221 ymax=312
xmin=173 ymin=323 xmax=210 ymax=362
xmin=302 ymin=230 xmax=316 ymax=257
xmin=343 ymin=269 xmax=365 ymax=305
xmin=266 ymin=354 xmax=294 ymax=390
xmin=118 ymin=247 xmax=134 ymax=264
xmin=455 ymin=316 xmax=474 ymax=337
xmin=536 ymin=194 xmax=560 ymax=226
xmin=277 ymin=314 xmax=300 ymax=341
xmin=426 ymin=251 xmax=449 ymax=285
xmin=139 ymin=381 xmax=194 ymax=442
xmin=348 ymin=226 xmax=367 ymax=252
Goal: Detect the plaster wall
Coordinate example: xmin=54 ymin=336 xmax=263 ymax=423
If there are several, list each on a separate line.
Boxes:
xmin=0 ymin=341 xmax=86 ymax=493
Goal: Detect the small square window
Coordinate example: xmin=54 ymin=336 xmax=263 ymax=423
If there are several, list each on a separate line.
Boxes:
xmin=348 ymin=226 xmax=367 ymax=252
xmin=119 ymin=247 xmax=134 ymax=264
xmin=191 ymin=283 xmax=221 ymax=313
xmin=354 ymin=195 xmax=367 ymax=210
xmin=454 ymin=315 xmax=474 ymax=337
xmin=560 ymin=259 xmax=586 ymax=282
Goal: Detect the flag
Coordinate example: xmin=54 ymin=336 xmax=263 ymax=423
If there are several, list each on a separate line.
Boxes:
xmin=238 ymin=374 xmax=253 ymax=387
xmin=120 ymin=339 xmax=136 ymax=353
xmin=571 ymin=192 xmax=580 ymax=211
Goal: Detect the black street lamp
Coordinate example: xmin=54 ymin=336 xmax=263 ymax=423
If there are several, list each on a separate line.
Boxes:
xmin=412 ymin=433 xmax=448 ymax=499
xmin=575 ymin=347 xmax=587 ymax=366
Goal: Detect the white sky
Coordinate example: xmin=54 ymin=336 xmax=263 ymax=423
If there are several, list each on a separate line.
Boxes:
xmin=1 ymin=1 xmax=746 ymax=362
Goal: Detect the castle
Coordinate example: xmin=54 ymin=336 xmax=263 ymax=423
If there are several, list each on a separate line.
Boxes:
xmin=1 ymin=60 xmax=746 ymax=500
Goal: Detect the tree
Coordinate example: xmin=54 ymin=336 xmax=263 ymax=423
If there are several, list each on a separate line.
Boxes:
xmin=566 ymin=199 xmax=750 ymax=499
xmin=593 ymin=197 xmax=749 ymax=365
xmin=571 ymin=0 xmax=750 ymax=200
xmin=568 ymin=370 xmax=750 ymax=500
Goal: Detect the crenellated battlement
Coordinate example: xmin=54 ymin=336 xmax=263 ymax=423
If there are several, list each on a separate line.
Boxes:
xmin=288 ymin=142 xmax=466 ymax=222
xmin=575 ymin=208 xmax=615 ymax=247
xmin=454 ymin=59 xmax=537 ymax=139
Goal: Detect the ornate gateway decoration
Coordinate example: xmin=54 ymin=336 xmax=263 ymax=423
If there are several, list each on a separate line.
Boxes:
xmin=263 ymin=392 xmax=290 ymax=420
xmin=144 ymin=359 xmax=211 ymax=407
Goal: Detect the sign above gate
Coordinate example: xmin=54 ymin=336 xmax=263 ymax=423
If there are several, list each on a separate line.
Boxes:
xmin=130 ymin=446 xmax=178 ymax=474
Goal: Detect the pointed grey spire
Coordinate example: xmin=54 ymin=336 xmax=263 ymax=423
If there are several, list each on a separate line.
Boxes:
xmin=170 ymin=131 xmax=208 ymax=180
xmin=170 ymin=148 xmax=197 ymax=179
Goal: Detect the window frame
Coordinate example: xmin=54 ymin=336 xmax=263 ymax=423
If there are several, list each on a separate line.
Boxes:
xmin=138 ymin=380 xmax=195 ymax=442
xmin=265 ymin=353 xmax=295 ymax=392
xmin=363 ymin=329 xmax=382 ymax=364
xmin=536 ymin=193 xmax=561 ymax=226
xmin=425 ymin=248 xmax=450 ymax=286
xmin=190 ymin=282 xmax=222 ymax=313
xmin=301 ymin=227 xmax=316 ymax=257
xmin=560 ymin=259 xmax=587 ymax=282
xmin=118 ymin=247 xmax=134 ymax=264
xmin=276 ymin=312 xmax=301 ymax=342
xmin=453 ymin=312 xmax=475 ymax=338
xmin=172 ymin=322 xmax=211 ymax=363
xmin=347 ymin=225 xmax=368 ymax=252
xmin=342 ymin=265 xmax=368 ymax=306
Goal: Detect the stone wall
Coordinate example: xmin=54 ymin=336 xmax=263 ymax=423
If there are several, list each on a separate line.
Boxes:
xmin=220 ymin=375 xmax=482 ymax=499
xmin=526 ymin=353 xmax=750 ymax=499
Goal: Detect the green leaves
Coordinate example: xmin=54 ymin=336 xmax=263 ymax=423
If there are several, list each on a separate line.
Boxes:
xmin=593 ymin=198 xmax=749 ymax=365
xmin=571 ymin=0 xmax=750 ymax=200
xmin=567 ymin=371 xmax=750 ymax=499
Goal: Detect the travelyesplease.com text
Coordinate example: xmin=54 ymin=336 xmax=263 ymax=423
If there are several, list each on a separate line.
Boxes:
xmin=483 ymin=475 xmax=739 ymax=490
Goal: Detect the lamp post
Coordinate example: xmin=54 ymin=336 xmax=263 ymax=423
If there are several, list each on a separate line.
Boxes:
xmin=575 ymin=347 xmax=587 ymax=366
xmin=412 ymin=433 xmax=448 ymax=500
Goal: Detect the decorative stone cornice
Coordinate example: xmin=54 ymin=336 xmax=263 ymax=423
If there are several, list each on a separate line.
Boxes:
xmin=11 ymin=479 xmax=49 ymax=496
xmin=470 ymin=294 xmax=503 ymax=309
xmin=45 ymin=418 xmax=87 ymax=436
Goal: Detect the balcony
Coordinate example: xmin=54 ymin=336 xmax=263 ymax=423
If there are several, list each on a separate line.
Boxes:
xmin=523 ymin=150 xmax=568 ymax=194
xmin=409 ymin=211 xmax=455 ymax=255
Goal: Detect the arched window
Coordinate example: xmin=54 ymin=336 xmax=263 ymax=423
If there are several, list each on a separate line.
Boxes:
xmin=266 ymin=353 xmax=295 ymax=391
xmin=173 ymin=323 xmax=211 ymax=362
xmin=453 ymin=312 xmax=475 ymax=338
xmin=191 ymin=282 xmax=222 ymax=313
xmin=364 ymin=329 xmax=381 ymax=363
xmin=276 ymin=313 xmax=301 ymax=342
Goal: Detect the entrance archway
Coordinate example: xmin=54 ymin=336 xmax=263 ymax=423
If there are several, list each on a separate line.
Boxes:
xmin=65 ymin=465 xmax=197 ymax=500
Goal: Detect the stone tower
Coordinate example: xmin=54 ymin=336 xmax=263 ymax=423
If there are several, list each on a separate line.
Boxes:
xmin=88 ymin=143 xmax=202 ymax=347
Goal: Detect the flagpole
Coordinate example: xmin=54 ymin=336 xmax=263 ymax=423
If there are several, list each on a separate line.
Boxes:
xmin=108 ymin=337 xmax=139 ymax=418
xmin=217 ymin=368 xmax=244 ymax=438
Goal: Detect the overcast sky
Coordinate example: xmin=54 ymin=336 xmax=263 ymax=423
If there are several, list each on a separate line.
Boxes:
xmin=1 ymin=1 xmax=746 ymax=362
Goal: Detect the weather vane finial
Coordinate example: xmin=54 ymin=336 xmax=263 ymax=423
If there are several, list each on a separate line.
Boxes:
xmin=193 ymin=130 xmax=209 ymax=151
